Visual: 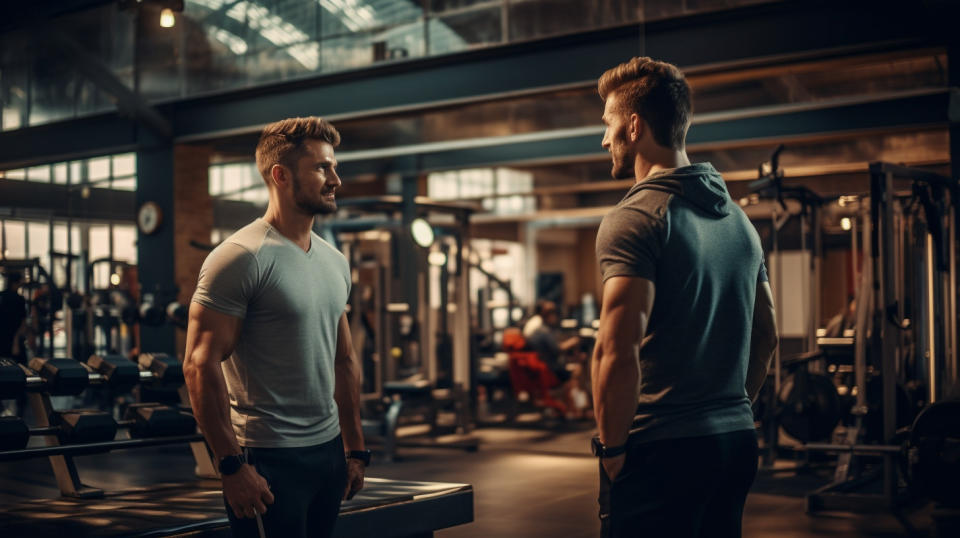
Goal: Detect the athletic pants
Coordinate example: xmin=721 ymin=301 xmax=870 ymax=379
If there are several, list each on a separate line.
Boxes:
xmin=225 ymin=435 xmax=347 ymax=538
xmin=598 ymin=429 xmax=758 ymax=538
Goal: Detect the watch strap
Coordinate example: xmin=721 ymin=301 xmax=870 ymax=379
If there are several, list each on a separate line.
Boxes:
xmin=346 ymin=449 xmax=371 ymax=466
xmin=591 ymin=436 xmax=627 ymax=458
xmin=218 ymin=453 xmax=247 ymax=475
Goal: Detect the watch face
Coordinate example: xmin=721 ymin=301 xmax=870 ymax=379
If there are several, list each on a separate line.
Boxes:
xmin=219 ymin=454 xmax=245 ymax=475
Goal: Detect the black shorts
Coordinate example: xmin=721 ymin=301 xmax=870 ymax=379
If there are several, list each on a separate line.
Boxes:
xmin=225 ymin=435 xmax=347 ymax=538
xmin=599 ymin=429 xmax=758 ymax=538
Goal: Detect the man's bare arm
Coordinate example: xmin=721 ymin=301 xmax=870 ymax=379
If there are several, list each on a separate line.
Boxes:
xmin=183 ymin=302 xmax=273 ymax=518
xmin=591 ymin=276 xmax=655 ymax=451
xmin=183 ymin=302 xmax=244 ymax=459
xmin=746 ymin=281 xmax=778 ymax=403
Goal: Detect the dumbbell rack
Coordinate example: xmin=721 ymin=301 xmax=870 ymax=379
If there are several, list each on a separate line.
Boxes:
xmin=0 ymin=355 xmax=218 ymax=498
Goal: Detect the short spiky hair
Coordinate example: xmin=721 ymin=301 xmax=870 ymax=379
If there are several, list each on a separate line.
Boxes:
xmin=255 ymin=117 xmax=341 ymax=184
xmin=598 ymin=57 xmax=691 ymax=150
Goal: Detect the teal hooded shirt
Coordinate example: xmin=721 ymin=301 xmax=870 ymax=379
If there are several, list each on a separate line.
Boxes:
xmin=595 ymin=162 xmax=767 ymax=443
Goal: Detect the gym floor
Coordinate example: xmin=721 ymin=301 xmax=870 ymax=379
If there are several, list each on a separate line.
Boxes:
xmin=0 ymin=422 xmax=932 ymax=537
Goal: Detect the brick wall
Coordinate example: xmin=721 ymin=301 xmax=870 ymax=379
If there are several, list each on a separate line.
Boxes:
xmin=172 ymin=144 xmax=212 ymax=357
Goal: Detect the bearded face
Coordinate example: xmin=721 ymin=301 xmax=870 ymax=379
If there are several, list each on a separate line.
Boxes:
xmin=601 ymin=94 xmax=636 ymax=180
xmin=607 ymin=124 xmax=636 ymax=180
xmin=288 ymin=139 xmax=340 ymax=215
xmin=292 ymin=170 xmax=338 ymax=215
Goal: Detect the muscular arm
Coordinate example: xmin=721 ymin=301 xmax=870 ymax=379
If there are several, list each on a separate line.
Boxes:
xmin=183 ymin=302 xmax=243 ymax=460
xmin=591 ymin=276 xmax=655 ymax=451
xmin=183 ymin=302 xmax=273 ymax=518
xmin=746 ymin=281 xmax=778 ymax=403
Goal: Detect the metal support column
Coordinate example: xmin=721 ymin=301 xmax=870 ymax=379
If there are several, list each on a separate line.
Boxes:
xmin=136 ymin=133 xmax=176 ymax=355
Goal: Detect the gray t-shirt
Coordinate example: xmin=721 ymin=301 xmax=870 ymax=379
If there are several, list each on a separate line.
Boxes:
xmin=596 ymin=163 xmax=766 ymax=444
xmin=192 ymin=218 xmax=351 ymax=448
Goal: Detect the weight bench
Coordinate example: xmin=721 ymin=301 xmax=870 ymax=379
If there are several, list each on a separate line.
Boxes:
xmin=0 ymin=477 xmax=474 ymax=537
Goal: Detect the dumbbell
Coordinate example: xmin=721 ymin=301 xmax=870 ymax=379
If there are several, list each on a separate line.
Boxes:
xmin=28 ymin=358 xmax=90 ymax=396
xmin=138 ymin=353 xmax=184 ymax=388
xmin=87 ymin=354 xmax=141 ymax=393
xmin=0 ymin=358 xmax=28 ymax=399
xmin=25 ymin=354 xmax=184 ymax=397
xmin=0 ymin=404 xmax=197 ymax=451
xmin=124 ymin=403 xmax=197 ymax=438
xmin=0 ymin=410 xmax=116 ymax=450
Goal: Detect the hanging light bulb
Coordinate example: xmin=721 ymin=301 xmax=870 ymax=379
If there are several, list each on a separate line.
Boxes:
xmin=160 ymin=8 xmax=176 ymax=28
xmin=840 ymin=217 xmax=852 ymax=231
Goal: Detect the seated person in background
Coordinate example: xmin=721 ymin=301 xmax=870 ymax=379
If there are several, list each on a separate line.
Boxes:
xmin=523 ymin=300 xmax=587 ymax=417
xmin=823 ymin=297 xmax=856 ymax=338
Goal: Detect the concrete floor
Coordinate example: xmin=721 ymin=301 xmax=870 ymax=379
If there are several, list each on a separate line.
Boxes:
xmin=0 ymin=423 xmax=934 ymax=537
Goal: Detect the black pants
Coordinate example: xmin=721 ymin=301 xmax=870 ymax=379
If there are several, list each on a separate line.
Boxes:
xmin=598 ymin=429 xmax=758 ymax=538
xmin=226 ymin=435 xmax=347 ymax=538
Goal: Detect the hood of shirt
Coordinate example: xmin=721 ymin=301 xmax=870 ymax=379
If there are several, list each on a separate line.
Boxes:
xmin=623 ymin=162 xmax=731 ymax=218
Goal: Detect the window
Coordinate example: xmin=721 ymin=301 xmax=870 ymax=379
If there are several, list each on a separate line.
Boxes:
xmin=428 ymin=167 xmax=535 ymax=215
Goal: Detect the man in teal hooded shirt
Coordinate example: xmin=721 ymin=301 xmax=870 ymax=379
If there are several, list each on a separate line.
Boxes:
xmin=591 ymin=57 xmax=779 ymax=538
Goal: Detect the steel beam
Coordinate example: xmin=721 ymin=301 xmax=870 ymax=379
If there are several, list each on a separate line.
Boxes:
xmin=0 ymin=181 xmax=135 ymax=221
xmin=335 ymin=90 xmax=949 ymax=177
xmin=0 ymin=0 xmax=940 ymax=168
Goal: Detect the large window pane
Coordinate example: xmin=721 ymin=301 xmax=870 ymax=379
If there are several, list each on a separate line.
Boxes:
xmin=113 ymin=153 xmax=136 ymax=177
xmin=509 ymin=0 xmax=644 ymax=42
xmin=27 ymin=221 xmax=50 ymax=271
xmin=89 ymin=225 xmax=112 ymax=289
xmin=322 ymin=20 xmax=425 ymax=72
xmin=430 ymin=7 xmax=501 ymax=54
xmin=0 ymin=56 xmax=28 ymax=131
xmin=53 ymin=163 xmax=69 ymax=185
xmin=2 ymin=221 xmax=26 ymax=259
xmin=88 ymin=157 xmax=111 ymax=182
xmin=113 ymin=225 xmax=137 ymax=265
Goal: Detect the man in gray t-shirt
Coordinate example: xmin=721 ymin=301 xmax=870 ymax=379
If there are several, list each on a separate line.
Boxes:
xmin=184 ymin=117 xmax=367 ymax=538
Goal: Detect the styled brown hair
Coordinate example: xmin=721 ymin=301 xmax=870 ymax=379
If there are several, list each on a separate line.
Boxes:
xmin=255 ymin=116 xmax=341 ymax=184
xmin=598 ymin=57 xmax=691 ymax=150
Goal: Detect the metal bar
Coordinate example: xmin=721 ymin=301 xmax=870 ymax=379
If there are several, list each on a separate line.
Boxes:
xmin=802 ymin=443 xmax=902 ymax=454
xmin=928 ymin=233 xmax=938 ymax=403
xmin=880 ymin=170 xmax=899 ymax=502
xmin=950 ymin=202 xmax=958 ymax=394
xmin=0 ymin=434 xmax=205 ymax=462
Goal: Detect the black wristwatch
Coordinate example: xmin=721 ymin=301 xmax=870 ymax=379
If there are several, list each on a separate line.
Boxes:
xmin=591 ymin=437 xmax=626 ymax=458
xmin=218 ymin=453 xmax=247 ymax=475
xmin=346 ymin=449 xmax=372 ymax=467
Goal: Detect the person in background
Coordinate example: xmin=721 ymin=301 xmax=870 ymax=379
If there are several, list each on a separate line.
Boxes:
xmin=524 ymin=300 xmax=586 ymax=417
xmin=0 ymin=271 xmax=28 ymax=362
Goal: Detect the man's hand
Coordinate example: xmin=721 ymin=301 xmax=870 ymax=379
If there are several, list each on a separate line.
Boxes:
xmin=601 ymin=453 xmax=626 ymax=481
xmin=343 ymin=459 xmax=365 ymax=500
xmin=222 ymin=464 xmax=275 ymax=519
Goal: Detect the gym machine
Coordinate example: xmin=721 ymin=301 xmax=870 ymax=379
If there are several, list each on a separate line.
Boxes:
xmin=744 ymin=146 xmax=829 ymax=465
xmin=0 ymin=257 xmax=61 ymax=359
xmin=804 ymin=163 xmax=959 ymax=519
xmin=328 ymin=196 xmax=478 ymax=460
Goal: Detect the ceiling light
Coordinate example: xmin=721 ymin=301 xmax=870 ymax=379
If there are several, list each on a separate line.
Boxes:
xmin=410 ymin=218 xmax=434 ymax=248
xmin=840 ymin=217 xmax=851 ymax=231
xmin=160 ymin=8 xmax=175 ymax=27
